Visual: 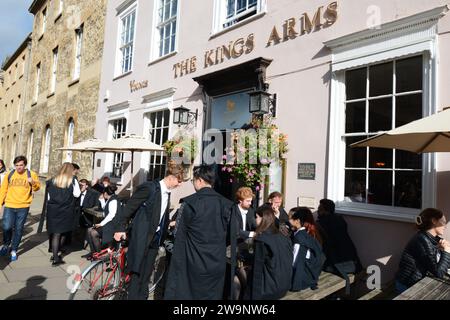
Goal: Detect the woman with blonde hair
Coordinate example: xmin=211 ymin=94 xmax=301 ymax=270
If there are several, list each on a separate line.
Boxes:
xmin=46 ymin=162 xmax=80 ymax=266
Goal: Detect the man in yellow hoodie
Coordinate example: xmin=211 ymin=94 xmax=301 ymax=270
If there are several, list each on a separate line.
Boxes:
xmin=0 ymin=156 xmax=41 ymax=261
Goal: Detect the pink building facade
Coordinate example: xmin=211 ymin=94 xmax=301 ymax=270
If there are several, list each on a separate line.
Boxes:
xmin=95 ymin=0 xmax=450 ymax=285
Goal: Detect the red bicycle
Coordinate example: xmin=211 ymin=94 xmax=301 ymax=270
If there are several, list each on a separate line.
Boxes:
xmin=68 ymin=240 xmax=166 ymax=300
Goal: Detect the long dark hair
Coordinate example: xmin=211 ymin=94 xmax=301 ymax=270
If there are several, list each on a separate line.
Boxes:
xmin=289 ymin=207 xmax=323 ymax=245
xmin=255 ymin=204 xmax=278 ymax=236
xmin=0 ymin=159 xmax=5 ymax=174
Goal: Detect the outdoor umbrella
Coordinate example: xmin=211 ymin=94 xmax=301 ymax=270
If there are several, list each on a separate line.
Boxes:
xmin=351 ymin=108 xmax=450 ymax=153
xmin=57 ymin=138 xmax=104 ymax=176
xmin=98 ymin=134 xmax=164 ymax=195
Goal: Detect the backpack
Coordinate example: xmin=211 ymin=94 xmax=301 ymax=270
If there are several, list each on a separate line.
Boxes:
xmin=8 ymin=169 xmax=33 ymax=196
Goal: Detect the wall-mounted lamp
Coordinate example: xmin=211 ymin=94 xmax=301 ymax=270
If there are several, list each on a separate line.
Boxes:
xmin=249 ymin=90 xmax=277 ymax=117
xmin=173 ymin=106 xmax=198 ymax=126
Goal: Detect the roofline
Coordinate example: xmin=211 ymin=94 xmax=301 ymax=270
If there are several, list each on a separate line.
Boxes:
xmin=29 ymin=0 xmax=47 ymax=14
xmin=2 ymin=33 xmax=32 ymax=70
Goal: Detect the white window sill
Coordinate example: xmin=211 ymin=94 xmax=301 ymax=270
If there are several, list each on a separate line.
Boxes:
xmin=210 ymin=11 xmax=266 ymax=40
xmin=113 ymin=71 xmax=132 ymax=81
xmin=148 ymin=51 xmax=178 ymax=66
xmin=336 ymin=202 xmax=419 ymax=223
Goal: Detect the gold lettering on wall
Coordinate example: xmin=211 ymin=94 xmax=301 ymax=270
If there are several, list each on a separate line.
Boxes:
xmin=266 ymin=1 xmax=338 ymax=47
xmin=130 ymin=80 xmax=149 ymax=93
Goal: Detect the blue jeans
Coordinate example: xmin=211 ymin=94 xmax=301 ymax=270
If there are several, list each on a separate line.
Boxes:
xmin=2 ymin=207 xmax=30 ymax=252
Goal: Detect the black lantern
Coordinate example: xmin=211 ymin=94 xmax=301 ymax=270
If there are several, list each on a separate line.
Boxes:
xmin=173 ymin=105 xmax=198 ymax=126
xmin=249 ymin=90 xmax=277 ymax=116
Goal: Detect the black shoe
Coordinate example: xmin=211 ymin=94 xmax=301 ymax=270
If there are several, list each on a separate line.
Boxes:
xmin=52 ymin=258 xmax=66 ymax=267
xmin=50 ymin=255 xmax=63 ymax=262
xmin=81 ymin=253 xmax=93 ymax=260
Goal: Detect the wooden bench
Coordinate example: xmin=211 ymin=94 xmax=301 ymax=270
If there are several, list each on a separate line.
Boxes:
xmin=281 ymin=272 xmax=354 ymax=300
xmin=394 ymin=276 xmax=450 ymax=300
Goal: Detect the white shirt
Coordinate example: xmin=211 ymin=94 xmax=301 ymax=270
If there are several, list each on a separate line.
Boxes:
xmin=156 ymin=180 xmax=170 ymax=232
xmin=292 ymin=228 xmax=311 ymax=266
xmin=238 ymin=205 xmax=248 ymax=231
xmin=238 ymin=205 xmax=254 ymax=238
xmin=99 ymin=198 xmax=117 ymax=227
xmin=80 ymin=191 xmax=87 ymax=207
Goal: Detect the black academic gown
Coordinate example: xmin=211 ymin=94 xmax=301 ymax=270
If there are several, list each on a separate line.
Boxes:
xmin=164 ymin=187 xmax=234 ymax=300
xmin=46 ymin=179 xmax=76 ymax=234
xmin=291 ymin=229 xmax=324 ymax=291
xmin=248 ymin=229 xmax=293 ymax=300
xmin=114 ymin=180 xmax=169 ymax=274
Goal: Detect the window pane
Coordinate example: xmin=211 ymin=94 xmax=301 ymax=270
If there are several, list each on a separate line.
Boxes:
xmin=394 ymin=171 xmax=422 ymax=209
xmin=345 ymin=101 xmax=365 ymax=133
xmin=396 ymin=150 xmax=422 ymax=170
xmin=369 ymin=147 xmax=393 ymax=168
xmin=344 ymin=170 xmax=366 ymax=203
xmin=346 ymin=137 xmax=366 ymax=168
xmin=227 ymin=0 xmax=234 ymax=17
xmin=164 ymin=2 xmax=170 ymax=20
xmin=237 ymin=0 xmax=246 ymax=12
xmin=163 ymin=110 xmax=170 ymax=125
xmin=368 ymin=170 xmax=392 ymax=206
xmin=162 ymin=128 xmax=169 ymax=143
xmin=346 ymin=67 xmax=366 ymax=100
xmin=369 ymin=98 xmax=392 ymax=132
xmin=396 ymin=93 xmax=422 ymax=128
xmin=171 ymin=0 xmax=178 ymax=17
xmin=369 ymin=62 xmax=393 ymax=97
xmin=396 ymin=56 xmax=422 ymax=93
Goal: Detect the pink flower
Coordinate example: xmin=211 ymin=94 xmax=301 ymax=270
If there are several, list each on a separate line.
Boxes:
xmin=227 ymin=167 xmax=232 ymax=173
xmin=222 ymin=155 xmax=227 ymax=160
xmin=255 ymin=186 xmax=260 ymax=191
xmin=221 ymin=167 xmax=227 ymax=172
xmin=229 ymin=179 xmax=233 ymax=183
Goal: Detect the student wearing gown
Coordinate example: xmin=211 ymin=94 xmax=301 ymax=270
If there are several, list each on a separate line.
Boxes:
xmin=46 ymin=163 xmax=81 ymax=266
xmin=164 ymin=165 xmax=234 ymax=300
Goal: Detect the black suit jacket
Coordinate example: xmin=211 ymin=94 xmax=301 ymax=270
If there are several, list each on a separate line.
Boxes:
xmin=114 ymin=180 xmax=170 ymax=274
xmin=233 ymin=204 xmax=256 ymax=240
xmin=80 ymin=188 xmax=100 ymax=209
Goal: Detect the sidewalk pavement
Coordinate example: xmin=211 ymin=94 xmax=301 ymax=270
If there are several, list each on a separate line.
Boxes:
xmin=0 ymin=189 xmax=91 ymax=300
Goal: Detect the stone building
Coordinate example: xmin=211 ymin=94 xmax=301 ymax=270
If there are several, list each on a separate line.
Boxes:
xmin=0 ymin=34 xmax=32 ymax=168
xmin=23 ymin=0 xmax=107 ymax=179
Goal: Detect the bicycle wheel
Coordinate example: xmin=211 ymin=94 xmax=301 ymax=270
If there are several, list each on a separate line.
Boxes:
xmin=68 ymin=256 xmax=122 ymax=300
xmin=148 ymin=246 xmax=166 ymax=300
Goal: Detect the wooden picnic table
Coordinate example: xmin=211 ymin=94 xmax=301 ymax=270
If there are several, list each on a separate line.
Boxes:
xmin=282 ymin=272 xmax=355 ymax=300
xmin=394 ymin=276 xmax=450 ymax=300
xmin=82 ymin=207 xmax=104 ymax=223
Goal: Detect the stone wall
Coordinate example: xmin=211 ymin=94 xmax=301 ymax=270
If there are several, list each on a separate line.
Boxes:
xmin=22 ymin=0 xmax=107 ymax=180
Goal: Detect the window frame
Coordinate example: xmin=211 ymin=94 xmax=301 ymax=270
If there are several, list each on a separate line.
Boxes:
xmin=151 ymin=0 xmax=180 ymax=61
xmin=41 ymin=7 xmax=47 ymax=35
xmin=42 ymin=126 xmax=52 ymax=174
xmin=27 ymin=129 xmax=34 ymax=168
xmin=115 ymin=2 xmax=138 ymax=77
xmin=109 ymin=118 xmax=128 ymax=179
xmin=146 ymin=108 xmax=171 ymax=181
xmin=328 ymin=53 xmax=436 ymax=222
xmin=34 ymin=62 xmax=41 ymax=103
xmin=212 ymin=0 xmax=266 ymax=34
xmin=50 ymin=47 xmax=58 ymax=94
xmin=73 ymin=25 xmax=84 ymax=80
xmin=65 ymin=118 xmax=75 ymax=163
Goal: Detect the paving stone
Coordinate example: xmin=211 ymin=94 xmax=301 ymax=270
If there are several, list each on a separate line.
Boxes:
xmin=3 ymin=266 xmax=67 ymax=282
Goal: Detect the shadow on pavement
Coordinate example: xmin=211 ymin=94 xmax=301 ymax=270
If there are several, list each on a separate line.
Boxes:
xmin=5 ymin=276 xmax=48 ymax=300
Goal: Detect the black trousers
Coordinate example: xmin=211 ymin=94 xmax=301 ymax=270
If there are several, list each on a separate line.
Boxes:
xmin=127 ymin=246 xmax=159 ymax=300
